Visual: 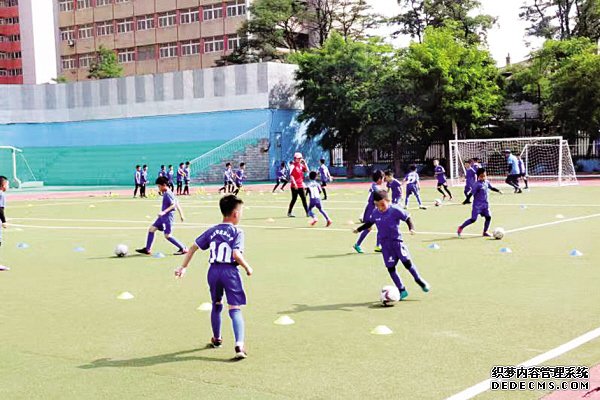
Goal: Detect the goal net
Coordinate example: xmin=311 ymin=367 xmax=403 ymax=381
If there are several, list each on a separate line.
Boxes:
xmin=0 ymin=146 xmax=43 ymax=188
xmin=449 ymin=137 xmax=577 ymax=187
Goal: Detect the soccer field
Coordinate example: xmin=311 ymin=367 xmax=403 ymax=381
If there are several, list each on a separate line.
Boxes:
xmin=1 ymin=184 xmax=599 ymax=400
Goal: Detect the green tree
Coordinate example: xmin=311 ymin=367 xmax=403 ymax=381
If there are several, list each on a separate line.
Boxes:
xmin=520 ymin=0 xmax=600 ymax=41
xmin=52 ymin=76 xmax=68 ymax=84
xmin=87 ymin=46 xmax=123 ymax=80
xmin=391 ymin=0 xmax=496 ymax=44
xmin=292 ymin=32 xmax=393 ymax=176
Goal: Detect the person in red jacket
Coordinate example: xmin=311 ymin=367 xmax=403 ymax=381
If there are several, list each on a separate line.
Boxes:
xmin=287 ymin=152 xmax=309 ymax=217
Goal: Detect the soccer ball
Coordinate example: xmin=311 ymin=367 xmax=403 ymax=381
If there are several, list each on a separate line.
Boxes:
xmin=493 ymin=228 xmax=505 ymax=240
xmin=115 ymin=244 xmax=128 ymax=257
xmin=380 ymin=285 xmax=401 ymax=305
xmin=434 ymin=199 xmax=442 ymax=206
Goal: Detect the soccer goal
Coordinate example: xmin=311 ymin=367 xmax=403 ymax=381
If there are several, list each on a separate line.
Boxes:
xmin=449 ymin=137 xmax=578 ymax=187
xmin=0 ymin=146 xmax=43 ymax=188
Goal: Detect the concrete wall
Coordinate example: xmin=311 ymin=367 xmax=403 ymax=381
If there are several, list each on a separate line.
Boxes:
xmin=0 ymin=62 xmax=300 ymax=124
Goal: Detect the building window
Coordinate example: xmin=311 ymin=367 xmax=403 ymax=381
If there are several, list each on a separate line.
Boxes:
xmin=78 ymin=24 xmax=93 ymax=39
xmin=204 ymin=36 xmax=224 ymax=53
xmin=78 ymin=53 xmax=95 ymax=68
xmin=96 ymin=21 xmax=114 ymax=36
xmin=115 ymin=0 xmax=129 ymax=3
xmin=158 ymin=11 xmax=176 ymax=28
xmin=0 ymin=52 xmax=6 ymax=59
xmin=0 ymin=0 xmax=19 ymax=6
xmin=203 ymin=4 xmax=223 ymax=21
xmin=62 ymin=56 xmax=77 ymax=70
xmin=227 ymin=1 xmax=246 ymax=17
xmin=116 ymin=18 xmax=133 ymax=34
xmin=0 ymin=69 xmax=6 ymax=76
xmin=59 ymin=0 xmax=74 ymax=12
xmin=118 ymin=48 xmax=135 ymax=63
xmin=0 ymin=17 xmax=19 ymax=25
xmin=76 ymin=0 xmax=91 ymax=9
xmin=96 ymin=0 xmax=111 ymax=6
xmin=180 ymin=8 xmax=199 ymax=24
xmin=159 ymin=42 xmax=178 ymax=58
xmin=181 ymin=40 xmax=200 ymax=56
xmin=60 ymin=27 xmax=75 ymax=41
xmin=8 ymin=68 xmax=22 ymax=76
xmin=137 ymin=15 xmax=155 ymax=31
xmin=228 ymin=35 xmax=241 ymax=51
xmin=137 ymin=45 xmax=155 ymax=61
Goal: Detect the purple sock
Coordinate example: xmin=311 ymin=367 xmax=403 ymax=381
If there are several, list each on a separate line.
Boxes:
xmin=317 ymin=205 xmax=330 ymax=221
xmin=460 ymin=218 xmax=475 ymax=229
xmin=145 ymin=231 xmax=155 ymax=250
xmin=211 ymin=303 xmax=223 ymax=339
xmin=387 ymin=268 xmax=406 ymax=292
xmin=407 ymin=265 xmax=423 ymax=284
xmin=415 ymin=193 xmax=423 ymax=206
xmin=356 ymin=230 xmax=369 ymax=246
xmin=167 ymin=236 xmax=185 ymax=250
xmin=483 ymin=216 xmax=491 ymax=232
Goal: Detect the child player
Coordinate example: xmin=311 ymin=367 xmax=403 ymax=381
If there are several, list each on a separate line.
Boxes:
xmin=517 ymin=155 xmax=529 ymax=190
xmin=219 ymin=163 xmax=235 ymax=194
xmin=136 ymin=176 xmax=188 ymax=255
xmin=433 ymin=159 xmax=452 ymax=201
xmin=0 ymin=176 xmax=9 ymax=271
xmin=318 ymin=159 xmax=332 ymax=200
xmin=462 ymin=159 xmax=476 ymax=204
xmin=140 ymin=165 xmax=148 ymax=198
xmin=167 ymin=165 xmax=175 ymax=191
xmin=354 ymin=190 xmax=430 ymax=301
xmin=233 ymin=163 xmax=245 ymax=196
xmin=174 ymin=195 xmax=253 ymax=360
xmin=353 ymin=170 xmax=385 ymax=254
xmin=272 ymin=162 xmax=289 ymax=192
xmin=306 ymin=171 xmax=333 ymax=227
xmin=183 ymin=161 xmax=191 ymax=196
xmin=384 ymin=170 xmax=402 ymax=205
xmin=176 ymin=163 xmax=185 ymax=195
xmin=158 ymin=165 xmax=166 ymax=179
xmin=457 ymin=168 xmax=502 ymax=238
xmin=134 ymin=165 xmax=142 ymax=198
xmin=404 ymin=165 xmax=427 ymax=210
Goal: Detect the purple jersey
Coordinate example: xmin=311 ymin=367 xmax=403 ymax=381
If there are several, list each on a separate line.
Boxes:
xmin=134 ymin=170 xmax=141 ymax=185
xmin=362 ymin=182 xmax=381 ymax=222
xmin=176 ymin=168 xmax=184 ymax=182
xmin=369 ymin=204 xmax=410 ymax=244
xmin=184 ymin=167 xmax=191 ymax=183
xmin=465 ymin=167 xmax=476 ymax=188
xmin=306 ymin=180 xmax=322 ymax=200
xmin=140 ymin=170 xmax=148 ymax=184
xmin=195 ymin=223 xmax=245 ymax=268
xmin=404 ymin=171 xmax=419 ymax=191
xmin=158 ymin=169 xmax=166 ymax=178
xmin=387 ymin=179 xmax=402 ymax=202
xmin=223 ymin=169 xmax=234 ymax=183
xmin=518 ymin=159 xmax=525 ymax=174
xmin=434 ymin=165 xmax=447 ymax=184
xmin=161 ymin=190 xmax=177 ymax=221
xmin=235 ymin=169 xmax=245 ymax=185
xmin=472 ymin=180 xmax=496 ymax=210
xmin=276 ymin=167 xmax=285 ymax=179
xmin=319 ymin=165 xmax=330 ymax=183
xmin=167 ymin=170 xmax=174 ymax=184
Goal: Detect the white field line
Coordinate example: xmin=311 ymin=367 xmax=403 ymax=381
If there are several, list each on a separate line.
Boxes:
xmin=446 ymin=327 xmax=600 ymax=400
xmin=504 ymin=213 xmax=600 ymax=234
xmin=10 ymin=200 xmax=115 ymax=208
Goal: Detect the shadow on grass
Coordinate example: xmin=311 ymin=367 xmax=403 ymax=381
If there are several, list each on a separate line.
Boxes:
xmin=305 ymin=252 xmax=381 ymax=259
xmin=87 ymin=254 xmax=149 ymax=260
xmin=78 ymin=347 xmax=240 ymax=369
xmin=278 ymin=301 xmax=418 ymax=314
xmin=421 ymin=236 xmax=480 ymax=242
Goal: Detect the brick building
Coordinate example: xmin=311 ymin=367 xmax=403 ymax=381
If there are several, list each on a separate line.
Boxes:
xmin=0 ymin=0 xmax=22 ymax=84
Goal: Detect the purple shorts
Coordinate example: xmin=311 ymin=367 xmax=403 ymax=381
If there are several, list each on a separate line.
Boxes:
xmin=152 ymin=216 xmax=173 ymax=234
xmin=381 ymin=240 xmax=411 ymax=268
xmin=471 ymin=206 xmax=491 ymax=220
xmin=362 ymin=204 xmax=375 ymax=223
xmin=406 ymin=185 xmax=419 ymax=196
xmin=436 ymin=178 xmax=447 ymax=187
xmin=309 ymin=198 xmax=322 ymax=210
xmin=208 ymin=265 xmax=247 ymax=306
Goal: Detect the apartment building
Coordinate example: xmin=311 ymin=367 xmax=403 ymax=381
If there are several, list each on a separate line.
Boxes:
xmin=57 ymin=0 xmax=248 ymax=81
xmin=0 ymin=0 xmax=22 ymax=84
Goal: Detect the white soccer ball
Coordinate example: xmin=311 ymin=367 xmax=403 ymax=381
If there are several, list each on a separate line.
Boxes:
xmin=434 ymin=199 xmax=442 ymax=207
xmin=493 ymin=228 xmax=505 ymax=240
xmin=115 ymin=244 xmax=128 ymax=257
xmin=380 ymin=285 xmax=401 ymax=305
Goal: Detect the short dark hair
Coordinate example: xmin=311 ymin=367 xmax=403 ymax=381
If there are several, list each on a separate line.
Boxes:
xmin=143 ymin=165 xmax=147 ymax=168
xmin=185 ymin=161 xmax=190 ymax=165
xmin=465 ymin=159 xmax=472 ymax=164
xmin=476 ymin=167 xmax=486 ymax=177
xmin=280 ymin=162 xmax=285 ymax=167
xmin=409 ymin=165 xmax=417 ymax=172
xmin=0 ymin=175 xmax=8 ymax=185
xmin=136 ymin=165 xmax=140 ymax=168
xmin=384 ymin=170 xmax=394 ymax=177
xmin=320 ymin=159 xmax=325 ymax=164
xmin=220 ymin=194 xmax=244 ymax=216
xmin=168 ymin=164 xmax=172 ymax=168
xmin=160 ymin=165 xmax=165 ymax=169
xmin=289 ymin=160 xmax=294 ymax=164
xmin=309 ymin=171 xmax=317 ymax=180
xmin=239 ymin=162 xmax=245 ymax=167
xmin=156 ymin=176 xmax=169 ymax=186
xmin=179 ymin=163 xmax=184 ymax=167
xmin=226 ymin=162 xmax=231 ymax=167
xmin=373 ymin=189 xmax=389 ymax=202
xmin=372 ymin=169 xmax=384 ymax=182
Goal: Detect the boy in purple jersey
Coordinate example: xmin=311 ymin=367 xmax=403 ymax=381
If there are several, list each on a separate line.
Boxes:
xmin=136 ymin=176 xmax=188 ymax=255
xmin=183 ymin=161 xmax=191 ymax=195
xmin=176 ymin=163 xmax=184 ymax=195
xmin=384 ymin=170 xmax=402 ymax=204
xmin=272 ymin=162 xmax=289 ymax=192
xmin=354 ymin=190 xmax=430 ymax=301
xmin=219 ymin=163 xmax=235 ymax=194
xmin=306 ymin=171 xmax=333 ymax=227
xmin=167 ymin=165 xmax=175 ymax=191
xmin=353 ymin=170 xmax=385 ymax=254
xmin=404 ymin=165 xmax=427 ymax=210
xmin=133 ymin=165 xmax=142 ymax=198
xmin=140 ymin=165 xmax=148 ymax=198
xmin=233 ymin=163 xmax=245 ymax=195
xmin=318 ymin=159 xmax=333 ymax=200
xmin=158 ymin=165 xmax=166 ymax=179
xmin=0 ymin=176 xmax=8 ymax=271
xmin=174 ymin=195 xmax=253 ymax=360
xmin=462 ymin=159 xmax=477 ymax=204
xmin=457 ymin=168 xmax=502 ymax=238
xmin=433 ymin=159 xmax=453 ymax=201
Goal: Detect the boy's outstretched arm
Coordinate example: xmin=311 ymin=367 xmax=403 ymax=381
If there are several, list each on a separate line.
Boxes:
xmin=175 ymin=202 xmax=185 ymax=222
xmin=233 ymin=250 xmax=253 ymax=276
xmin=174 ymin=243 xmax=199 ymax=277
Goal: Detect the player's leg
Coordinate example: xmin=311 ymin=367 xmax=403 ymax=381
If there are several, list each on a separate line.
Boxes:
xmin=208 ymin=269 xmax=224 ymax=347
xmin=288 ymin=188 xmax=298 ymax=216
xmin=382 ymin=250 xmax=408 ymax=300
xmin=133 ymin=184 xmax=138 ymax=198
xmin=163 ymin=224 xmax=187 ymax=254
xmin=316 ymin=203 xmax=331 ymax=223
xmin=398 ymin=243 xmax=430 ymax=292
xmin=298 ymin=189 xmax=309 ymax=216
xmin=443 ymin=184 xmax=453 ymax=199
xmin=415 ymin=191 xmax=426 ymax=209
xmin=280 ymin=179 xmax=288 ymax=190
xmin=436 ymin=185 xmax=446 ymax=198
xmin=462 ymin=187 xmax=472 ymax=204
xmin=522 ymin=174 xmax=529 ymax=189
xmin=272 ymin=180 xmax=280 ymax=192
xmin=224 ymin=268 xmax=248 ymax=359
xmin=404 ymin=191 xmax=411 ymax=208
xmin=136 ymin=224 xmax=159 ymax=254
xmin=482 ymin=209 xmax=492 ymax=237
xmin=322 ymin=183 xmax=328 ymax=200
xmin=458 ymin=208 xmax=479 ymax=236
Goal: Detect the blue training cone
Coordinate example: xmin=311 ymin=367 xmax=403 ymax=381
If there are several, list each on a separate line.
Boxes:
xmin=17 ymin=242 xmax=29 ymax=249
xmin=569 ymin=249 xmax=583 ymax=257
xmin=500 ymin=247 xmax=512 ymax=254
xmin=428 ymin=243 xmax=440 ymax=250
xmin=73 ymin=247 xmax=85 ymax=252
xmin=153 ymin=252 xmax=165 ymax=259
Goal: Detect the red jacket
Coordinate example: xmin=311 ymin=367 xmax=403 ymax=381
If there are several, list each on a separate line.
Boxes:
xmin=289 ymin=162 xmax=308 ymax=188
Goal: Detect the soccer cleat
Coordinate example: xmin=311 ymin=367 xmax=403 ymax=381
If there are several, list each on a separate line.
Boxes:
xmin=135 ymin=247 xmax=151 ymax=255
xmin=400 ymin=290 xmax=409 ymax=300
xmin=482 ymin=232 xmax=492 ymax=238
xmin=174 ymin=248 xmax=189 ymax=256
xmin=419 ymin=280 xmax=431 ymax=293
xmin=462 ymin=200 xmax=471 ymax=205
xmin=457 ymin=226 xmax=463 ymax=237
xmin=310 ymin=218 xmax=318 ymax=226
xmin=326 ymin=220 xmax=333 ymax=227
xmin=374 ymin=245 xmax=382 ymax=253
xmin=516 ymin=188 xmax=523 ymax=194
xmin=419 ymin=206 xmax=427 ymax=210
xmin=353 ymin=244 xmax=363 ymax=254
xmin=287 ymin=213 xmax=295 ymax=218
xmin=210 ymin=337 xmax=223 ymax=348
xmin=442 ymin=195 xmax=447 ymax=201
xmin=234 ymin=346 xmax=247 ymax=359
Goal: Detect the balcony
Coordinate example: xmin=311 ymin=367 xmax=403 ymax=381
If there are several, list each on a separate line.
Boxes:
xmin=0 ymin=75 xmax=23 ymax=84
xmin=0 ymin=58 xmax=22 ymax=69
xmin=0 ymin=42 xmax=20 ymax=52
xmin=0 ymin=24 xmax=20 ymax=36
xmin=0 ymin=6 xmax=19 ymax=18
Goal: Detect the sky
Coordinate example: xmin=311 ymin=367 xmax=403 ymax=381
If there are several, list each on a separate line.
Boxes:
xmin=367 ymin=0 xmax=545 ymax=67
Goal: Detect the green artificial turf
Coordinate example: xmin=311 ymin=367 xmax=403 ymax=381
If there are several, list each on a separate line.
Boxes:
xmin=0 ymin=185 xmax=598 ymax=399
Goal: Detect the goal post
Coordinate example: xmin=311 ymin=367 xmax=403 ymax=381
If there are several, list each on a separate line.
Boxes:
xmin=0 ymin=146 xmax=43 ymax=189
xmin=449 ymin=137 xmax=577 ymax=187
